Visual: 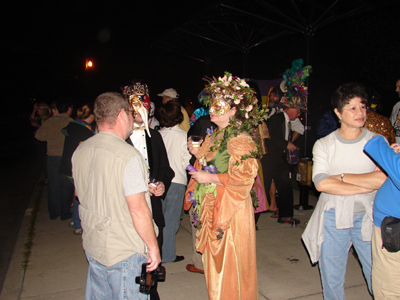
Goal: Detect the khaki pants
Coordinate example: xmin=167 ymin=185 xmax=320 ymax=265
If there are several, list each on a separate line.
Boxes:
xmin=372 ymin=225 xmax=400 ymax=299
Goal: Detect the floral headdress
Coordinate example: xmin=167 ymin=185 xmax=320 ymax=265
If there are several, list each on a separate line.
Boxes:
xmin=199 ymin=72 xmax=269 ymax=158
xmin=200 ymin=71 xmax=268 ymax=127
xmin=279 ymin=59 xmax=312 ymax=110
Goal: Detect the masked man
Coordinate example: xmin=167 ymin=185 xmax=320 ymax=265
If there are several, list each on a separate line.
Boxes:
xmin=123 ymin=82 xmax=175 ymax=251
xmin=123 ymin=82 xmax=175 ymax=300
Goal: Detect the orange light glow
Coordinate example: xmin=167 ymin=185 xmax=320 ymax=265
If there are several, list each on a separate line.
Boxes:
xmin=85 ymin=59 xmax=94 ymax=70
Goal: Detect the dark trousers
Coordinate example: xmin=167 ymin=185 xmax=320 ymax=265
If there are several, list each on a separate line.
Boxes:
xmin=47 ymin=156 xmax=74 ymax=220
xmin=261 ymin=154 xmax=294 ymax=218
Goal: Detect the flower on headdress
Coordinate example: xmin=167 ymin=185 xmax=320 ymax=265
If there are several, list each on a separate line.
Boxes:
xmin=239 ymin=79 xmax=249 ymax=87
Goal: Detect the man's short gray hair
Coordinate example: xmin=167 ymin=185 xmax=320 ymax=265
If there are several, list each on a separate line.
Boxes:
xmin=94 ymin=92 xmax=129 ymax=126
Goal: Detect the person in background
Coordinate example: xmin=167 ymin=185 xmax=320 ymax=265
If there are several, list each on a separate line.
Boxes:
xmin=30 ymin=102 xmax=52 ymax=183
xmin=364 ymin=93 xmax=396 ymax=144
xmin=158 ymin=88 xmax=190 ymax=132
xmin=184 ymin=114 xmax=214 ymax=275
xmin=262 ymin=59 xmax=311 ymax=225
xmin=35 ymin=98 xmax=74 ymax=220
xmin=265 ymin=82 xmax=305 ymax=218
xmin=316 ymin=109 xmax=339 ymax=139
xmin=389 ymin=77 xmax=400 ymax=143
xmin=72 ymin=92 xmax=161 ymax=300
xmin=158 ymin=100 xmax=191 ymax=263
xmin=302 ymin=83 xmax=386 ymax=299
xmin=60 ymin=103 xmax=95 ymax=235
xmin=364 ymin=135 xmax=400 ymax=299
xmin=30 ymin=102 xmax=51 ymax=129
xmin=149 ymin=102 xmax=160 ymax=130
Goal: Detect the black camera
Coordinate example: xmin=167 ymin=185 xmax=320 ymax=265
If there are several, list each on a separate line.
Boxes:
xmin=135 ymin=263 xmax=166 ymax=294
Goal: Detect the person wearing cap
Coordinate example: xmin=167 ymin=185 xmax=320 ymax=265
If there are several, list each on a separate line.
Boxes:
xmin=158 ymin=88 xmax=190 ymax=132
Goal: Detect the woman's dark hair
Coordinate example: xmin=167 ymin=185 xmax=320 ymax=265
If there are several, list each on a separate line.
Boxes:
xmin=331 ymin=83 xmax=368 ymax=113
xmin=158 ymin=99 xmax=183 ymax=127
xmin=77 ymin=102 xmax=94 ymax=119
xmin=53 ymin=97 xmax=74 ymax=114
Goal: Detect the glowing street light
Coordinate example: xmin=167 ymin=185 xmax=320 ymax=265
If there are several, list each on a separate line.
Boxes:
xmin=85 ymin=59 xmax=94 ymax=70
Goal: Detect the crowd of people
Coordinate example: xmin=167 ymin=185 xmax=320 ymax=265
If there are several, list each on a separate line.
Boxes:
xmin=30 ymin=65 xmax=400 ymax=299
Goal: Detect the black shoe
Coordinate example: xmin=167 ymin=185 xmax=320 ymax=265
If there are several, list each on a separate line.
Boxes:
xmin=173 ymin=255 xmax=185 ymax=263
xmin=277 ymin=217 xmax=300 ymax=225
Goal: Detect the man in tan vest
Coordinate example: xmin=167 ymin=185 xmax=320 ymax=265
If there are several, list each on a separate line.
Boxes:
xmin=72 ymin=92 xmax=161 ymax=300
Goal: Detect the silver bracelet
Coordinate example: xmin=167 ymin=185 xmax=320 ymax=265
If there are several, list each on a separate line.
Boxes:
xmin=341 ymin=173 xmax=345 ymax=182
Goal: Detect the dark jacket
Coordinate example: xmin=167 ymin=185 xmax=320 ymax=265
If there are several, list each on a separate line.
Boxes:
xmin=264 ymin=112 xmax=288 ymax=162
xmin=60 ymin=121 xmax=94 ymax=176
xmin=187 ymin=115 xmax=214 ymax=166
xmin=126 ymin=128 xmax=175 ymax=228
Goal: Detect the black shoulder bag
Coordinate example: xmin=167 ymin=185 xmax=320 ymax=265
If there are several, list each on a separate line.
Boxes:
xmin=381 ymin=216 xmax=400 ymax=253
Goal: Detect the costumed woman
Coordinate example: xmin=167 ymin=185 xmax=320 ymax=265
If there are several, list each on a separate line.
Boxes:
xmin=186 ymin=73 xmax=268 ymax=300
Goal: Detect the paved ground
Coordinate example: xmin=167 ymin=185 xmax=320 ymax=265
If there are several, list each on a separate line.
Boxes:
xmin=0 ymin=180 xmax=373 ymax=300
xmin=0 ymin=119 xmax=40 ymax=295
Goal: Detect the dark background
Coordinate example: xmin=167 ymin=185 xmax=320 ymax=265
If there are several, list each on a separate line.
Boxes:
xmin=3 ymin=0 xmax=400 ymax=116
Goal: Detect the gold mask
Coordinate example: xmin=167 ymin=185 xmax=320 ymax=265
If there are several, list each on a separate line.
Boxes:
xmin=128 ymin=95 xmax=143 ymax=114
xmin=209 ymin=98 xmax=231 ymax=116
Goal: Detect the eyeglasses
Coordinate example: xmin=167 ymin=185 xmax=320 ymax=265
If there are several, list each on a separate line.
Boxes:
xmin=342 ymin=105 xmax=367 ymax=113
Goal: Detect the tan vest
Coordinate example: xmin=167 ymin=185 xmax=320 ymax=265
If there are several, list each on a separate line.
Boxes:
xmin=72 ymin=131 xmax=156 ymax=267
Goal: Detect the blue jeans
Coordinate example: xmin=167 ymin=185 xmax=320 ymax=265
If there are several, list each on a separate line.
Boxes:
xmin=85 ymin=252 xmax=148 ymax=300
xmin=72 ymin=198 xmax=81 ymax=229
xmin=161 ymin=182 xmax=186 ymax=262
xmin=47 ymin=156 xmax=74 ymax=220
xmin=319 ymin=209 xmax=372 ymax=300
xmin=68 ymin=177 xmax=81 ymax=230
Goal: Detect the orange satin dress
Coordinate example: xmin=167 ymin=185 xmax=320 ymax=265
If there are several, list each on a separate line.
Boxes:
xmin=186 ymin=135 xmax=259 ymax=300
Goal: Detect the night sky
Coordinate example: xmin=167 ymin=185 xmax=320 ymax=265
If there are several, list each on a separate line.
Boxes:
xmin=4 ymin=0 xmax=400 ymax=119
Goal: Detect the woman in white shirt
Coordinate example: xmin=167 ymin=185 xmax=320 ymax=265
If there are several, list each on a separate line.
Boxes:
xmin=302 ymin=83 xmax=386 ymax=299
xmin=158 ymin=100 xmax=192 ymax=263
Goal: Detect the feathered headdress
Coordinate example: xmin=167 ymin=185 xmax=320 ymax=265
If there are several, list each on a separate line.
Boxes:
xmin=279 ymin=59 xmax=312 ymax=110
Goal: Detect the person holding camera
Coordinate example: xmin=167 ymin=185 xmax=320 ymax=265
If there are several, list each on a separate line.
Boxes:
xmin=72 ymin=92 xmax=161 ymax=300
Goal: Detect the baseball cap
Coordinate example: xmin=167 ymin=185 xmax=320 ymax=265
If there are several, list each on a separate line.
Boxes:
xmin=157 ymin=88 xmax=179 ymax=99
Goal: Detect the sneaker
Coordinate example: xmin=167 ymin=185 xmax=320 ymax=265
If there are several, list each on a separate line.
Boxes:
xmin=277 ymin=217 xmax=300 ymax=225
